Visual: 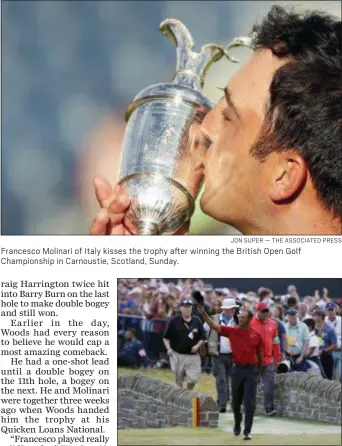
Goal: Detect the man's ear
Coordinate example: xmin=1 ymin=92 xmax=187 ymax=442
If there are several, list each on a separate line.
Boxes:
xmin=269 ymin=152 xmax=307 ymax=203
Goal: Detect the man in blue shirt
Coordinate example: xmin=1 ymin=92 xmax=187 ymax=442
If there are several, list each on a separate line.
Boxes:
xmin=313 ymin=309 xmax=337 ymax=380
xmin=119 ymin=291 xmax=138 ymax=314
xmin=284 ymin=308 xmax=310 ymax=372
xmin=118 ymin=328 xmax=149 ymax=368
xmin=268 ymin=311 xmax=287 ymax=360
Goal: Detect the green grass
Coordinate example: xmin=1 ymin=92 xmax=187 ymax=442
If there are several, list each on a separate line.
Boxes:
xmin=118 ymin=368 xmax=341 ymax=446
xmin=118 ymin=428 xmax=341 ymax=445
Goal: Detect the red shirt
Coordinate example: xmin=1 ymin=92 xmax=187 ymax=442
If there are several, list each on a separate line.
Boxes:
xmin=220 ymin=326 xmax=263 ymax=365
xmin=250 ymin=316 xmax=281 ymax=365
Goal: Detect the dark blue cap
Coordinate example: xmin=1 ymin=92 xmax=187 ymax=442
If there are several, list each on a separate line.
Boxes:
xmin=326 ymin=302 xmax=336 ymax=310
xmin=287 ymin=308 xmax=298 ymax=315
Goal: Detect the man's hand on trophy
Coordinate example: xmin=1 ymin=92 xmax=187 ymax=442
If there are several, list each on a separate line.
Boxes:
xmin=90 ymin=175 xmax=190 ymax=235
xmin=89 ymin=176 xmax=132 ymax=235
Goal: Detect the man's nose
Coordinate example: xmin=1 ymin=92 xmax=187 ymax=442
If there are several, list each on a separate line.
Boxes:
xmin=201 ymin=105 xmax=221 ymax=142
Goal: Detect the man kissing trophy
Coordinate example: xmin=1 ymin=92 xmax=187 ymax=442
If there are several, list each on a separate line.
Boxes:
xmin=117 ymin=19 xmax=251 ymax=235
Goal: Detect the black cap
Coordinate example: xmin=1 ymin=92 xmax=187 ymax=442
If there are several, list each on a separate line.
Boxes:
xmin=180 ymin=299 xmax=193 ymax=306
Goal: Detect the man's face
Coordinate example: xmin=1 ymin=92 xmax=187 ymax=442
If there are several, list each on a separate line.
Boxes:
xmin=258 ymin=309 xmax=269 ymax=321
xmin=288 ymin=314 xmax=298 ymax=325
xmin=180 ymin=304 xmax=192 ymax=318
xmin=125 ymin=330 xmax=133 ymax=340
xmin=223 ymin=308 xmax=236 ymax=317
xmin=327 ymin=308 xmax=336 ymax=318
xmin=200 ymin=49 xmax=285 ymax=229
xmin=288 ymin=286 xmax=297 ymax=296
xmin=239 ymin=311 xmax=250 ymax=328
xmin=313 ymin=315 xmax=321 ymax=326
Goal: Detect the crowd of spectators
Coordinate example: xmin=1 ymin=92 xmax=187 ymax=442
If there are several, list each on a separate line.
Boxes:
xmin=118 ymin=278 xmax=342 ymax=320
xmin=117 ymin=279 xmax=341 ymax=380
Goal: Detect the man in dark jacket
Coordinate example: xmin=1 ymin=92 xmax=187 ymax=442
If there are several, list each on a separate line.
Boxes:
xmin=118 ymin=328 xmax=149 ymax=368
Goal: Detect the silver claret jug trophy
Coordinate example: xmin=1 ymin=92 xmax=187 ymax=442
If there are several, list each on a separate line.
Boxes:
xmin=118 ymin=19 xmax=251 ymax=235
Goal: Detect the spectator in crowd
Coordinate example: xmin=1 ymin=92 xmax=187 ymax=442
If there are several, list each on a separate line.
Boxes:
xmin=302 ymin=317 xmax=324 ymax=377
xmin=325 ymin=302 xmax=342 ymax=382
xmin=165 ymin=294 xmax=178 ymax=318
xmin=117 ymin=279 xmax=340 ymax=381
xmin=198 ymin=304 xmax=263 ymax=441
xmin=204 ymin=298 xmax=239 ymax=413
xmin=335 ymin=300 xmax=342 ymax=317
xmin=119 ymin=289 xmax=138 ymax=315
xmin=286 ymin=296 xmax=298 ymax=310
xmin=272 ymin=305 xmax=284 ymax=321
xmin=163 ymin=299 xmax=206 ymax=390
xmin=267 ymin=309 xmax=287 ymax=361
xmin=258 ymin=288 xmax=274 ymax=306
xmin=283 ymin=296 xmax=298 ymax=322
xmin=118 ymin=328 xmax=149 ymax=368
xmin=246 ymin=291 xmax=258 ymax=302
xmin=284 ymin=308 xmax=310 ymax=372
xmin=297 ymin=302 xmax=311 ymax=321
xmin=287 ymin=285 xmax=300 ymax=301
xmin=240 ymin=295 xmax=254 ymax=312
xmin=147 ymin=293 xmax=170 ymax=359
xmin=250 ymin=302 xmax=281 ymax=416
xmin=313 ymin=288 xmax=331 ymax=309
xmin=141 ymin=293 xmax=153 ymax=319
xmin=211 ymin=299 xmax=223 ymax=315
xmin=313 ymin=309 xmax=337 ymax=380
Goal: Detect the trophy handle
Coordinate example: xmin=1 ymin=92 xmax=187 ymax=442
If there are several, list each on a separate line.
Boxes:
xmin=225 ymin=36 xmax=254 ymax=63
xmin=160 ymin=18 xmax=235 ymax=89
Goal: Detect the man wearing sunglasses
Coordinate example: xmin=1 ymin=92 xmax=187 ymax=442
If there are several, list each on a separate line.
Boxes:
xmin=250 ymin=302 xmax=281 ymax=417
xmin=163 ymin=299 xmax=206 ymax=390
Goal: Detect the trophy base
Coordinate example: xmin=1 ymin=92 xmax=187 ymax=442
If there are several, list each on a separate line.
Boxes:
xmin=124 ymin=219 xmax=161 ymax=235
xmin=119 ymin=173 xmax=194 ymax=235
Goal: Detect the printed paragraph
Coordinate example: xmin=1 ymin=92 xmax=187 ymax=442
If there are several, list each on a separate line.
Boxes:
xmin=0 ymin=279 xmax=113 ymax=445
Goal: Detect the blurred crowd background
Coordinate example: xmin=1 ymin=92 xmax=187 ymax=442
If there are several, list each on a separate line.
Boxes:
xmin=2 ymin=1 xmax=340 ymax=235
xmin=117 ymin=278 xmax=342 ymax=368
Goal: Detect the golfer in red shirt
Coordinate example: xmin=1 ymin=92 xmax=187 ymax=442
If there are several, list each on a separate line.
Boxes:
xmin=198 ymin=304 xmax=263 ymax=440
xmin=250 ymin=302 xmax=281 ymax=416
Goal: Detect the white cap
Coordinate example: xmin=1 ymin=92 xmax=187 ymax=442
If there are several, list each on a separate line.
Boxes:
xmin=221 ymin=298 xmax=239 ymax=310
xmin=221 ymin=288 xmax=230 ymax=296
xmin=129 ymin=287 xmax=142 ymax=295
xmin=159 ymin=284 xmax=169 ymax=294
